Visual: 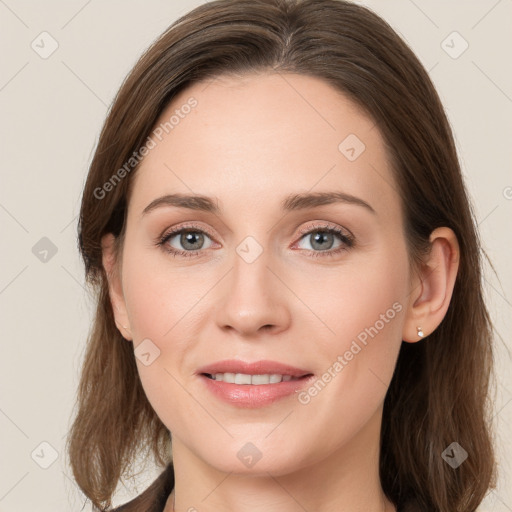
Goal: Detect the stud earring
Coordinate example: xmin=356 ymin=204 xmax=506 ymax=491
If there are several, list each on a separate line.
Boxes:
xmin=417 ymin=326 xmax=424 ymax=338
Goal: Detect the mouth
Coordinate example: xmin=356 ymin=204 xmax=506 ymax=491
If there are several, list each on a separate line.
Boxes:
xmin=196 ymin=360 xmax=315 ymax=408
xmin=196 ymin=359 xmax=312 ymax=377
xmin=202 ymin=372 xmax=309 ymax=384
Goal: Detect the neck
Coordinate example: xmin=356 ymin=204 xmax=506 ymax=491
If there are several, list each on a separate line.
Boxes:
xmin=164 ymin=405 xmax=395 ymax=512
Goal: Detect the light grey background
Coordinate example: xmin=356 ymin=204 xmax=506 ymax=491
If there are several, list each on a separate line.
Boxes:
xmin=0 ymin=1 xmax=511 ymax=510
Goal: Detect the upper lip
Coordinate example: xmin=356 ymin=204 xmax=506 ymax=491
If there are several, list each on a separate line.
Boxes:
xmin=197 ymin=359 xmax=313 ymax=377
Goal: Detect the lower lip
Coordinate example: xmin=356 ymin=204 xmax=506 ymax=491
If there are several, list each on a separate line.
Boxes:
xmin=199 ymin=374 xmax=315 ymax=408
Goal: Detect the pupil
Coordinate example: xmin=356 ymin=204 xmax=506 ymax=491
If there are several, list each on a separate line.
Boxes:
xmin=182 ymin=231 xmax=203 ymax=250
xmin=311 ymin=231 xmax=333 ymax=250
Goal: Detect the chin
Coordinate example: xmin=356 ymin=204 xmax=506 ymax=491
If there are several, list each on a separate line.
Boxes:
xmin=194 ymin=437 xmax=313 ymax=477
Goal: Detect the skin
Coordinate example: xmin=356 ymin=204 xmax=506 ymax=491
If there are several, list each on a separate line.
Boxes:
xmin=102 ymin=72 xmax=460 ymax=512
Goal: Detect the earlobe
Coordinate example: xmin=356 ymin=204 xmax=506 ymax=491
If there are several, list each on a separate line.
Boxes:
xmin=402 ymin=227 xmax=460 ymax=343
xmin=101 ymin=233 xmax=133 ymax=341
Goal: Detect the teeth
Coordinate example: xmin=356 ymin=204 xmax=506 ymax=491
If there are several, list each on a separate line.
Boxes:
xmin=235 ymin=373 xmax=251 ymax=385
xmin=210 ymin=373 xmax=299 ymax=385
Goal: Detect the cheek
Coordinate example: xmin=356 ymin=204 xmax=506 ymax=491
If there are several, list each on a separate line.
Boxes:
xmin=119 ymin=246 xmax=218 ymax=424
xmin=294 ymin=246 xmax=408 ymax=431
xmin=119 ymin=276 xmax=184 ymax=434
xmin=121 ymin=248 xmax=204 ymax=339
xmin=296 ymin=245 xmax=408 ymax=356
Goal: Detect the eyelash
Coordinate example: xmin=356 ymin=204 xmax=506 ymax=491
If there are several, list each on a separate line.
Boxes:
xmin=156 ymin=222 xmax=355 ymax=259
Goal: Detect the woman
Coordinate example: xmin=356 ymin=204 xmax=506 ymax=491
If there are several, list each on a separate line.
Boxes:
xmin=66 ymin=0 xmax=497 ymax=510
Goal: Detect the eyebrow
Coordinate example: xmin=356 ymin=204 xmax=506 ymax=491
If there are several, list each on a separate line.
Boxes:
xmin=141 ymin=191 xmax=376 ymax=216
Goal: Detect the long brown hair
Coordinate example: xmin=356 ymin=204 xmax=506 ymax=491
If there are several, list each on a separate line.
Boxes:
xmin=66 ymin=0 xmax=497 ymax=510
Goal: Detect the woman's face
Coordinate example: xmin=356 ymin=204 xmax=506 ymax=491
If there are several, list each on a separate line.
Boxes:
xmin=110 ymin=72 xmax=415 ymax=475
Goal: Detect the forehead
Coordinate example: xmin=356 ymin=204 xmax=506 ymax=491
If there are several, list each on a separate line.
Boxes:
xmin=130 ymin=72 xmax=400 ymax=222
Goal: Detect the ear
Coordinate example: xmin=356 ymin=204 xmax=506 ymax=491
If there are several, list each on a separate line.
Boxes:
xmin=101 ymin=233 xmax=132 ymax=341
xmin=402 ymin=227 xmax=460 ymax=343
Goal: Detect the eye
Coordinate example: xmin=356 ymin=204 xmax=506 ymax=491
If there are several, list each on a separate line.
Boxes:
xmin=157 ymin=223 xmax=215 ymax=258
xmin=294 ymin=222 xmax=354 ymax=258
xmin=156 ymin=221 xmax=355 ymax=259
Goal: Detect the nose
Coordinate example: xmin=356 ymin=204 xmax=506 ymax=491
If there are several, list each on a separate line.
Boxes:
xmin=214 ymin=248 xmax=292 ymax=338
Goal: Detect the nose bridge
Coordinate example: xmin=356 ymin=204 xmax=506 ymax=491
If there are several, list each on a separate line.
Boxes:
xmin=214 ymin=235 xmax=290 ymax=335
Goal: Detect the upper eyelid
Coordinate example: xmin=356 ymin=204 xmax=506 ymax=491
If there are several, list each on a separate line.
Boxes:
xmin=296 ymin=221 xmax=352 ymax=236
xmin=161 ymin=222 xmax=216 ymax=240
